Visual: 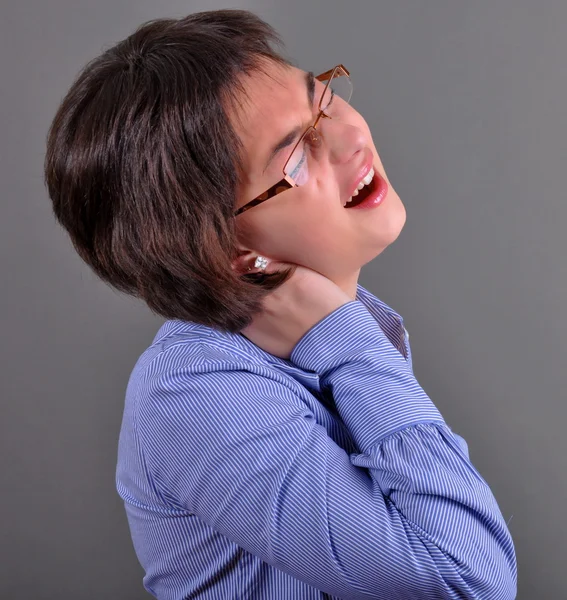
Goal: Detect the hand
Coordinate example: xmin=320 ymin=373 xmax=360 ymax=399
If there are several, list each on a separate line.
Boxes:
xmin=239 ymin=259 xmax=353 ymax=360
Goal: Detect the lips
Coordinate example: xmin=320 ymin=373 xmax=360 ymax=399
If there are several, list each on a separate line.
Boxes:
xmin=346 ymin=148 xmax=375 ymax=202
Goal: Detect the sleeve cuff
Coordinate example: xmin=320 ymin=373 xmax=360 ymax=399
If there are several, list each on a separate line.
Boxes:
xmin=290 ymin=300 xmax=400 ymax=374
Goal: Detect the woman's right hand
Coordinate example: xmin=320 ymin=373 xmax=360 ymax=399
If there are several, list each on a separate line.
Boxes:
xmin=238 ymin=259 xmax=354 ymax=360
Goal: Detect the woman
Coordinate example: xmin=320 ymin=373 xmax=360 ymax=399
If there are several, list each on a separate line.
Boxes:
xmin=44 ymin=9 xmax=517 ymax=600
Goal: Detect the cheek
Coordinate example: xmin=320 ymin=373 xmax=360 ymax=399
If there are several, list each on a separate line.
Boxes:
xmin=301 ymin=175 xmax=344 ymax=221
xmin=269 ymin=185 xmax=343 ymax=236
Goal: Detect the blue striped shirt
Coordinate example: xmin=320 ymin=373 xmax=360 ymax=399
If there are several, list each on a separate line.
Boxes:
xmin=116 ymin=283 xmax=517 ymax=599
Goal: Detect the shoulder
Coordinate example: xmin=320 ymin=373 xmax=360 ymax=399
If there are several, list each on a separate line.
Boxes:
xmin=127 ymin=320 xmax=285 ymax=408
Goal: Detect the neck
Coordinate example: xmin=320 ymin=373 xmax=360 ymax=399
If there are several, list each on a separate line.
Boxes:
xmin=332 ymin=269 xmax=361 ymax=301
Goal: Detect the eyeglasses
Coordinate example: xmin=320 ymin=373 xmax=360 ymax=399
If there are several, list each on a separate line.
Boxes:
xmin=233 ymin=64 xmax=353 ymax=218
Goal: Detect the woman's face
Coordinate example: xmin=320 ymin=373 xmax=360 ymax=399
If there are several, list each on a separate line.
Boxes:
xmin=230 ymin=61 xmax=406 ymax=298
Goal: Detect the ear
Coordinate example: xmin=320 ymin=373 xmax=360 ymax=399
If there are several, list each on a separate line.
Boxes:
xmin=231 ymin=249 xmax=257 ymax=274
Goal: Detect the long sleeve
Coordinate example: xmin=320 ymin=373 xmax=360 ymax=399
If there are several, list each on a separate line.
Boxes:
xmin=290 ymin=300 xmax=518 ymax=599
xmin=135 ymin=301 xmax=517 ymax=600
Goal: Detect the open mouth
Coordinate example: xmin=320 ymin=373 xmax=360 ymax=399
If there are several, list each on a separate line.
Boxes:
xmin=344 ymin=168 xmax=377 ymax=208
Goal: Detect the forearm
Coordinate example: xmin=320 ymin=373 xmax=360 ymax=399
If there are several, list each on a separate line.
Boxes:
xmin=291 ymin=300 xmax=518 ymax=599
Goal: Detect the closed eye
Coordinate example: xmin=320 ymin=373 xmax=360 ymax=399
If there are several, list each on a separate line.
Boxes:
xmin=329 ymin=89 xmax=336 ymax=106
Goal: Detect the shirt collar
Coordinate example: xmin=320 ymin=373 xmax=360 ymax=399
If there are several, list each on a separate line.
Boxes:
xmin=152 ymin=282 xmax=405 ymax=355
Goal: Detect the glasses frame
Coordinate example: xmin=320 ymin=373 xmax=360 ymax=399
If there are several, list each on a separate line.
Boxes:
xmin=233 ymin=64 xmax=351 ymax=218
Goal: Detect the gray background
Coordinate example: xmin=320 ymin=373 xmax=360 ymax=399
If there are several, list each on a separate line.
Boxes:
xmin=1 ymin=1 xmax=565 ymax=598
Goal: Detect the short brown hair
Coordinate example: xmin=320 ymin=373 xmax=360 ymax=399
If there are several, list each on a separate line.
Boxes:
xmin=44 ymin=9 xmax=299 ymax=333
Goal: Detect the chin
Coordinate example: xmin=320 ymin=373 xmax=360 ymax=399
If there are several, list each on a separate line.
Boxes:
xmin=372 ymin=188 xmax=407 ymax=245
xmin=391 ymin=194 xmax=407 ymax=237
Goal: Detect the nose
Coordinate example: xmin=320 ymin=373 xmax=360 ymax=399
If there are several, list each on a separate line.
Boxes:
xmin=320 ymin=116 xmax=367 ymax=165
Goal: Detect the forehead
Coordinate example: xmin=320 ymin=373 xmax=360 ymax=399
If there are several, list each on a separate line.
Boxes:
xmin=228 ymin=63 xmax=316 ymax=178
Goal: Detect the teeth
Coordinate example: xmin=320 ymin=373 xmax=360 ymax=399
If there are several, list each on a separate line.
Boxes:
xmin=343 ymin=167 xmax=375 ymax=207
xmin=362 ymin=168 xmax=374 ymax=186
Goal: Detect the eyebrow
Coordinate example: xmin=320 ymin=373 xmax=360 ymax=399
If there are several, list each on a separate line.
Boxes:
xmin=262 ymin=70 xmax=316 ymax=174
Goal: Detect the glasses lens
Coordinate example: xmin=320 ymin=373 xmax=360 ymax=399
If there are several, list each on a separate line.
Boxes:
xmin=283 ymin=68 xmax=353 ymax=186
xmin=283 ymin=130 xmax=312 ymax=186
xmin=320 ymin=68 xmax=353 ymax=112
